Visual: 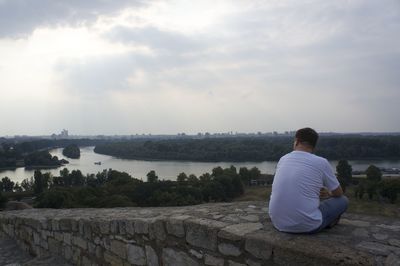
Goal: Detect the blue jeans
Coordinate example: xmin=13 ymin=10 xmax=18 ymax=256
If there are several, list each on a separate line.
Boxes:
xmin=309 ymin=196 xmax=349 ymax=233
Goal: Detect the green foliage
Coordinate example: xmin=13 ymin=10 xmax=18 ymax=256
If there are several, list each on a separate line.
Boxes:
xmin=35 ymin=187 xmax=76 ymax=208
xmin=177 ymin=172 xmax=188 ymax=182
xmin=336 ymin=160 xmax=352 ymax=185
xmin=62 ymin=144 xmax=80 ymax=159
xmin=366 ymin=165 xmax=382 ymax=182
xmin=21 ymin=177 xmax=34 ymax=191
xmin=379 ymin=180 xmax=400 ymax=203
xmin=33 ymin=166 xmax=246 ymax=208
xmin=94 ymin=135 xmax=400 ymax=162
xmin=24 ymin=151 xmax=63 ymax=167
xmin=0 ymin=190 xmax=8 ymax=208
xmin=1 ymin=177 xmax=15 ymax=192
xmin=147 ymin=170 xmax=158 ymax=183
xmin=33 ymin=170 xmax=50 ymax=195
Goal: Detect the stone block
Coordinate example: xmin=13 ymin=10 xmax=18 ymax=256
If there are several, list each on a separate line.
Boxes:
xmin=111 ymin=220 xmax=119 ymax=234
xmin=204 ymin=254 xmax=224 ymax=266
xmin=228 ymin=261 xmax=246 ymax=266
xmin=118 ymin=220 xmax=127 ymax=235
xmin=389 ymin=239 xmax=400 ymax=248
xmin=218 ymin=222 xmax=263 ymax=241
xmin=96 ymin=245 xmax=104 ymax=259
xmin=110 ymin=239 xmax=127 ymax=259
xmin=185 ymin=218 xmax=228 ymax=251
xmin=97 ymin=220 xmax=110 ymax=235
xmin=162 ymin=248 xmax=199 ymax=266
xmin=54 ymin=231 xmax=63 ymax=241
xmin=127 ymin=244 xmax=146 ymax=265
xmin=59 ymin=218 xmax=72 ymax=231
xmin=218 ymin=243 xmax=242 ymax=257
xmin=33 ymin=232 xmax=40 ymax=245
xmin=63 ymin=232 xmax=72 ymax=245
xmin=246 ymin=259 xmax=261 ymax=266
xmin=126 ymin=220 xmax=135 ymax=236
xmin=73 ymin=236 xmax=88 ymax=250
xmin=51 ymin=219 xmax=60 ymax=231
xmin=48 ymin=237 xmax=62 ymax=255
xmin=71 ymin=220 xmax=79 ymax=232
xmin=244 ymin=231 xmax=273 ymax=260
xmin=166 ymin=215 xmax=191 ymax=238
xmin=149 ymin=219 xmax=166 ymax=241
xmin=356 ymin=241 xmax=392 ymax=256
xmin=40 ymin=239 xmax=49 ymax=250
xmin=104 ymin=250 xmax=125 ymax=266
xmin=83 ymin=221 xmax=92 ymax=239
xmin=146 ymin=245 xmax=159 ymax=266
xmin=64 ymin=245 xmax=72 ymax=261
xmin=385 ymin=253 xmax=400 ymax=266
xmin=189 ymin=249 xmax=203 ymax=259
xmin=135 ymin=219 xmax=149 ymax=234
xmin=82 ymin=256 xmax=92 ymax=266
xmin=72 ymin=246 xmax=81 ymax=264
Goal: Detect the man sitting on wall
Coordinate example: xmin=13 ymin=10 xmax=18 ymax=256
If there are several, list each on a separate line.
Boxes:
xmin=269 ymin=127 xmax=348 ymax=233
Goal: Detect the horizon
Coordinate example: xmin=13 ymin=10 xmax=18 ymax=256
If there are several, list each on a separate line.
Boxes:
xmin=1 ymin=0 xmax=399 ymax=135
xmin=2 ymin=130 xmax=400 ymax=138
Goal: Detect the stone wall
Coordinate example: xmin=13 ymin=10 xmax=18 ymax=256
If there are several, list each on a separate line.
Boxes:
xmin=0 ymin=201 xmax=399 ymax=266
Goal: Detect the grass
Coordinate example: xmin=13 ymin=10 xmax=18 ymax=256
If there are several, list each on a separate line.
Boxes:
xmin=235 ymin=186 xmax=400 ymax=218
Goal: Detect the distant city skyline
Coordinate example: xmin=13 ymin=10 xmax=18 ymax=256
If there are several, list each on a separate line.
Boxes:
xmin=1 ymin=0 xmax=399 ymax=135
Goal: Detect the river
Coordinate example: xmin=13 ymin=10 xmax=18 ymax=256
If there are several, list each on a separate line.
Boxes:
xmin=1 ymin=146 xmax=400 ymax=183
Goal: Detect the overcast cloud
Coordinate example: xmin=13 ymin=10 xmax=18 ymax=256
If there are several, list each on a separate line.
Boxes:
xmin=0 ymin=0 xmax=399 ymax=135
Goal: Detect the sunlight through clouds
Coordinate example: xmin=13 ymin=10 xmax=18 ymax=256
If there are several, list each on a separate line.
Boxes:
xmin=0 ymin=0 xmax=399 ymax=135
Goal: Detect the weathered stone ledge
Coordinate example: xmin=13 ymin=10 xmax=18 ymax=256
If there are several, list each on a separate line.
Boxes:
xmin=0 ymin=201 xmax=399 ymax=265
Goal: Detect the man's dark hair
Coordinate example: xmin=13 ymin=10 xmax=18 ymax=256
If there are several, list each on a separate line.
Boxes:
xmin=295 ymin=127 xmax=319 ymax=148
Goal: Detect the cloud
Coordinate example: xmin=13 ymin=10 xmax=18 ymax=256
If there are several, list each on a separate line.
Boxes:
xmin=0 ymin=0 xmax=145 ymax=38
xmin=105 ymin=26 xmax=203 ymax=54
xmin=1 ymin=0 xmax=400 ymax=134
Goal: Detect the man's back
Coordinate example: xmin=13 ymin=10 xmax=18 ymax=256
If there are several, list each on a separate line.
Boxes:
xmin=268 ymin=151 xmax=339 ymax=233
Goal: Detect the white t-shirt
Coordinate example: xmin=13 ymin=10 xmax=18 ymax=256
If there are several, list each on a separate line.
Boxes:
xmin=268 ymin=151 xmax=340 ymax=233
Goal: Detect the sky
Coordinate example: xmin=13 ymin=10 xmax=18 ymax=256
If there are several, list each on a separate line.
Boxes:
xmin=0 ymin=0 xmax=399 ymax=136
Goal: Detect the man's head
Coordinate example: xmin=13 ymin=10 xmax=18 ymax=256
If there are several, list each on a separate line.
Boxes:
xmin=294 ymin=127 xmax=319 ymax=151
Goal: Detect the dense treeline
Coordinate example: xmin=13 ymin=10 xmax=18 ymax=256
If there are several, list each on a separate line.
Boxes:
xmin=0 ymin=139 xmax=101 ymax=169
xmin=15 ymin=166 xmax=249 ymax=208
xmin=62 ymin=144 xmax=80 ymax=159
xmin=94 ymin=135 xmax=400 ymax=162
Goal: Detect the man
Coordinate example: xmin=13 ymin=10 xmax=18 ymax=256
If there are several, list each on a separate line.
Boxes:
xmin=268 ymin=127 xmax=348 ymax=233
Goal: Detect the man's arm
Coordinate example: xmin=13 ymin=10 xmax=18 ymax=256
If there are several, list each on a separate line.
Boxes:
xmin=330 ymin=185 xmax=343 ymax=197
xmin=320 ymin=185 xmax=343 ymax=198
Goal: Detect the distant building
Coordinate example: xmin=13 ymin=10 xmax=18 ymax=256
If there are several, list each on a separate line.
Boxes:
xmin=51 ymin=129 xmax=69 ymax=139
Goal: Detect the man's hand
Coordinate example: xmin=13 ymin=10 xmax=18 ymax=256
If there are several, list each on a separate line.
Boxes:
xmin=320 ymin=187 xmax=331 ymax=199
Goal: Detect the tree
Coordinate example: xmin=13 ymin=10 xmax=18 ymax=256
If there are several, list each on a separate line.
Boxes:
xmin=62 ymin=144 xmax=80 ymax=159
xmin=199 ymin=173 xmax=211 ymax=182
xmin=212 ymin=166 xmax=224 ymax=177
xmin=239 ymin=167 xmax=250 ymax=185
xmin=249 ymin=167 xmax=261 ymax=180
xmin=336 ymin=160 xmax=352 ymax=185
xmin=379 ymin=180 xmax=400 ymax=203
xmin=21 ymin=177 xmax=34 ymax=191
xmin=366 ymin=165 xmax=382 ymax=182
xmin=177 ymin=172 xmax=188 ymax=182
xmin=1 ymin=177 xmax=15 ymax=192
xmin=14 ymin=182 xmax=23 ymax=192
xmin=0 ymin=190 xmax=7 ymax=208
xmin=147 ymin=170 xmax=158 ymax=183
xmin=34 ymin=170 xmax=46 ymax=195
xmin=187 ymin=174 xmax=199 ymax=183
xmin=70 ymin=170 xmax=85 ymax=187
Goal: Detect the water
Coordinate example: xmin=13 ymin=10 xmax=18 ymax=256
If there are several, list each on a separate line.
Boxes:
xmin=1 ymin=146 xmax=400 ymax=183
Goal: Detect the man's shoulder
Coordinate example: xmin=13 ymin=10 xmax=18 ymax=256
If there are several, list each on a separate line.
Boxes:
xmin=283 ymin=151 xmax=329 ymax=165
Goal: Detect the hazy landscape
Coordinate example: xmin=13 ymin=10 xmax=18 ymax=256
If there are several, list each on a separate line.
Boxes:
xmin=1 ymin=1 xmax=400 ymax=216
